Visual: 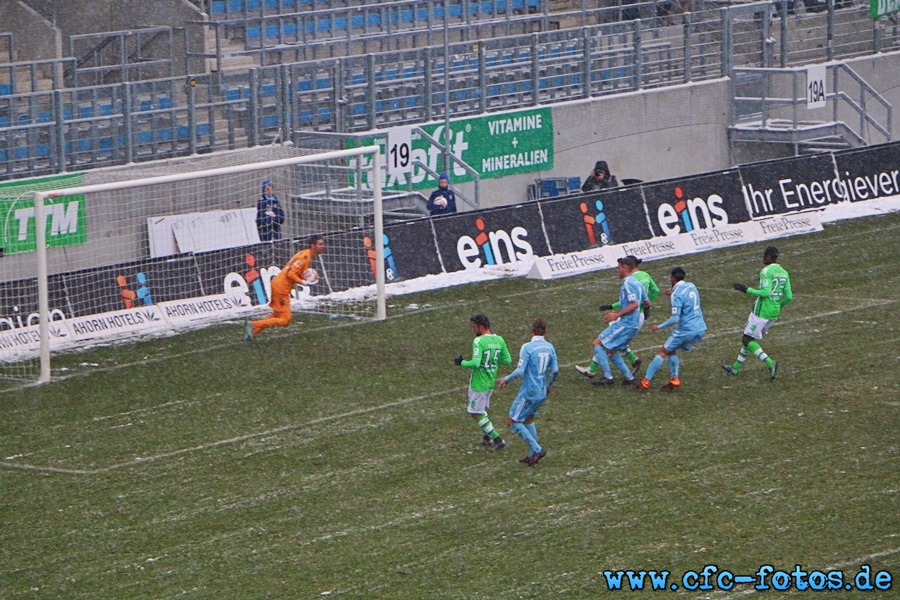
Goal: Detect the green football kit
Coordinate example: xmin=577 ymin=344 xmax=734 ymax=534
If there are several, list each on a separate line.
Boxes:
xmin=461 ymin=333 xmax=511 ymax=392
xmin=749 ymin=263 xmax=792 ymax=319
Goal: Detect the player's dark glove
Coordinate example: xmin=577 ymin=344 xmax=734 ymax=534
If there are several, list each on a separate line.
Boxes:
xmin=643 ymin=306 xmax=650 ymax=319
xmin=599 ymin=304 xmax=614 ymax=311
xmin=733 ymin=283 xmax=748 ymax=293
xmin=454 ymin=354 xmax=463 ymax=366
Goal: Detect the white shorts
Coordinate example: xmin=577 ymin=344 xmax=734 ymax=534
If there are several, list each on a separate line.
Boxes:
xmin=743 ymin=313 xmax=775 ymax=340
xmin=467 ymin=389 xmax=493 ymax=414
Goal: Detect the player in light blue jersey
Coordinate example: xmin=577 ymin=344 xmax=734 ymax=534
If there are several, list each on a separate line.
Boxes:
xmin=575 ymin=256 xmax=649 ymax=387
xmin=638 ymin=266 xmax=707 ymax=391
xmin=498 ymin=317 xmax=559 ymax=466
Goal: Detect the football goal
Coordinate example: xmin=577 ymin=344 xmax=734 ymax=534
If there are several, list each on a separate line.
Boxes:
xmin=0 ymin=145 xmax=385 ymax=385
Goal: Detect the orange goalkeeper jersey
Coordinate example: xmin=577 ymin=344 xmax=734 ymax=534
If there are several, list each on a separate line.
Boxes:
xmin=270 ymin=248 xmax=313 ymax=296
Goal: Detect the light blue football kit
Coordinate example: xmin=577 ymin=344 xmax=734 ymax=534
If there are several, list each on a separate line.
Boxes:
xmin=505 ymin=335 xmax=559 ymax=460
xmin=644 ymin=280 xmax=707 ymax=383
xmin=594 ymin=274 xmax=649 ymax=380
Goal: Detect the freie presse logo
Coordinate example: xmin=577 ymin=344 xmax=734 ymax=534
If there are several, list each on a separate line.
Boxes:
xmin=457 ymin=217 xmax=533 ymax=269
xmin=656 ymin=185 xmax=729 ymax=236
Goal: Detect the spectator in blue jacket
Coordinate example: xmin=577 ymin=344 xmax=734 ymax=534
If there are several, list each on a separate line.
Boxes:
xmin=256 ymin=180 xmax=285 ymax=241
xmin=427 ymin=173 xmax=457 ymax=216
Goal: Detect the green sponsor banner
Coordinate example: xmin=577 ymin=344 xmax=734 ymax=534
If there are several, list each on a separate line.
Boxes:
xmin=871 ymin=0 xmax=900 ymax=17
xmin=355 ymin=107 xmax=554 ymax=191
xmin=0 ymin=173 xmax=87 ymax=254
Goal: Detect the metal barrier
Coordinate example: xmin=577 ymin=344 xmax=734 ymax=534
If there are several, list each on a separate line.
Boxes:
xmin=731 ymin=62 xmax=892 ymax=152
xmin=67 ymin=28 xmax=176 ymax=87
xmin=0 ymin=2 xmax=897 ymax=180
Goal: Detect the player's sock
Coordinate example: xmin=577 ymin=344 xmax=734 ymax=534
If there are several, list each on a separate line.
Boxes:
xmin=510 ymin=422 xmax=542 ymax=456
xmin=610 ymin=352 xmax=633 ymax=380
xmin=476 ymin=413 xmax=500 ymax=440
xmin=625 ymin=348 xmax=637 ymax=363
xmin=668 ymin=355 xmax=680 ymax=378
xmin=592 ymin=347 xmax=614 ymax=379
xmin=645 ymin=355 xmax=664 ymax=382
xmin=732 ymin=347 xmax=749 ymax=372
xmin=747 ymin=341 xmax=774 ymax=367
xmin=525 ymin=423 xmax=538 ymax=444
xmin=588 ymin=360 xmax=599 ymax=374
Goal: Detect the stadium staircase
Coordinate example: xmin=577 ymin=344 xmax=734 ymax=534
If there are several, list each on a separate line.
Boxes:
xmin=729 ymin=62 xmax=892 ymax=156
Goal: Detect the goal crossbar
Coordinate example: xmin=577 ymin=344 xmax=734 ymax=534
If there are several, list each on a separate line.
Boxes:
xmin=27 ymin=145 xmax=384 ymax=384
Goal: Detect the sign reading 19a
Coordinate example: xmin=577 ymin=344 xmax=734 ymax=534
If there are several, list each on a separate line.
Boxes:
xmin=806 ymin=65 xmax=827 ymax=109
xmin=386 ymin=127 xmax=413 ymax=178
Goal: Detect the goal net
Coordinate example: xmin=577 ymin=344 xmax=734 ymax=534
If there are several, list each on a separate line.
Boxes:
xmin=0 ymin=145 xmax=385 ymax=386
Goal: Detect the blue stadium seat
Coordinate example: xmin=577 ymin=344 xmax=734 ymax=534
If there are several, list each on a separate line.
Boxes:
xmin=298 ymin=80 xmax=311 ymax=92
xmin=137 ymin=131 xmax=153 ymax=144
xmin=99 ymin=103 xmax=114 ymax=116
xmin=14 ymin=147 xmax=28 ymax=160
xmin=158 ymin=97 xmax=172 ymax=109
xmin=139 ymin=100 xmax=152 ymax=111
xmin=79 ymin=105 xmax=94 ymax=119
xmin=261 ymin=114 xmax=278 ymax=127
xmin=0 ymin=116 xmax=10 ymax=128
xmin=157 ymin=128 xmax=174 ymax=141
xmin=260 ymin=83 xmax=276 ymax=97
xmin=210 ymin=1 xmax=225 ymax=14
xmin=247 ymin=26 xmax=261 ymax=40
xmin=35 ymin=144 xmax=50 ymax=157
xmin=298 ymin=109 xmax=313 ymax=124
xmin=37 ymin=111 xmax=53 ymax=123
xmin=77 ymin=139 xmax=93 ymax=152
xmin=0 ymin=83 xmax=11 ymax=96
xmin=196 ymin=123 xmax=211 ymax=136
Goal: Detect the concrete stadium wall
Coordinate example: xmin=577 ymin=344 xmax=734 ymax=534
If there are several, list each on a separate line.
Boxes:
xmin=0 ymin=2 xmax=62 ymax=62
xmin=473 ymin=50 xmax=900 ymax=208
xmin=6 ymin=0 xmax=203 ymax=77
xmin=473 ymin=78 xmax=734 ymax=208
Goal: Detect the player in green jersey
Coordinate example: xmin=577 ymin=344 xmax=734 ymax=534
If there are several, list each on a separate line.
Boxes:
xmin=599 ymin=256 xmax=659 ymax=375
xmin=724 ymin=246 xmax=793 ymax=381
xmin=455 ymin=314 xmax=513 ymax=449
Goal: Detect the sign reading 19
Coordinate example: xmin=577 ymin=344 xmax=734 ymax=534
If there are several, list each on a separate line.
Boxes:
xmin=386 ymin=127 xmax=413 ymax=178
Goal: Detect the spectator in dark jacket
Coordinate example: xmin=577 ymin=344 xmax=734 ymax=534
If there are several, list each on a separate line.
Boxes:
xmin=581 ymin=161 xmax=619 ymax=193
xmin=427 ymin=173 xmax=457 ymax=216
xmin=256 ymin=180 xmax=286 ymax=241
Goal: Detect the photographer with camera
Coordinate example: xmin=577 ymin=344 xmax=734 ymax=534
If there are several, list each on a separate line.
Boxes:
xmin=581 ymin=160 xmax=619 ymax=193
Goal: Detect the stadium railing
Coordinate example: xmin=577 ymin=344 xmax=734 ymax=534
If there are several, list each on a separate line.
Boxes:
xmin=0 ymin=2 xmax=896 ymax=180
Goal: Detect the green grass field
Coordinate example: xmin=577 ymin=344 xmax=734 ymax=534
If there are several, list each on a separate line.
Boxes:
xmin=2 ymin=213 xmax=898 ymax=599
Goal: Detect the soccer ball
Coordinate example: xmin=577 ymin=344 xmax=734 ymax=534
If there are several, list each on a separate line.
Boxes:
xmin=302 ymin=268 xmax=319 ymax=284
xmin=434 ymin=197 xmax=448 ymax=209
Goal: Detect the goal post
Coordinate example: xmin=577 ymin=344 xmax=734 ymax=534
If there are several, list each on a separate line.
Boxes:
xmin=2 ymin=145 xmax=385 ymax=386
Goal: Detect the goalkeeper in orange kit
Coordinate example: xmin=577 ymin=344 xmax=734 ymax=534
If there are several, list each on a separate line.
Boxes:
xmin=244 ymin=235 xmax=325 ymax=341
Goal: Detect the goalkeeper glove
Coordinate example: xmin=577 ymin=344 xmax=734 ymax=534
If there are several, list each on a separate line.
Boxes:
xmin=599 ymin=304 xmax=614 ymax=311
xmin=733 ymin=283 xmax=748 ymax=293
xmin=454 ymin=355 xmax=463 ymax=366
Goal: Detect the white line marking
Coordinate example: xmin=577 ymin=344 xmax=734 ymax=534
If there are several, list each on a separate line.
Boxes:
xmin=0 ymin=388 xmax=461 ymax=475
xmin=2 ymin=293 xmax=897 ymax=476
